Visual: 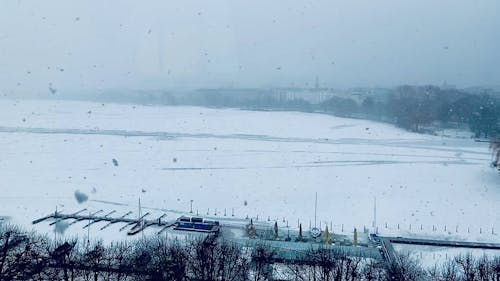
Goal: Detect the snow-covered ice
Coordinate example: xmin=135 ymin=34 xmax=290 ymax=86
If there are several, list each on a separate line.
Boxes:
xmin=0 ymin=99 xmax=498 ymax=244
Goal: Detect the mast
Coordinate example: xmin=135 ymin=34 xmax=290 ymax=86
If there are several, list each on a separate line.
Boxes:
xmin=87 ymin=210 xmax=90 ymax=244
xmin=139 ymin=197 xmax=144 ymax=238
xmin=314 ymin=192 xmax=317 ymax=228
xmin=54 ymin=206 xmax=58 ymax=242
xmin=139 ymin=198 xmax=142 ymax=226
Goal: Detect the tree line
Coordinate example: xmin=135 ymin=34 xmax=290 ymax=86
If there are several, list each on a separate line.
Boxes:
xmin=173 ymin=86 xmax=500 ymax=138
xmin=91 ymin=86 xmax=500 ymax=139
xmin=319 ymin=85 xmax=500 ymax=138
xmin=1 ymin=224 xmax=500 ymax=281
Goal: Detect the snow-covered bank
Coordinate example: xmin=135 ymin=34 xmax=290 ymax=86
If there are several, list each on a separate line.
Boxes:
xmin=394 ymin=243 xmax=500 ymax=269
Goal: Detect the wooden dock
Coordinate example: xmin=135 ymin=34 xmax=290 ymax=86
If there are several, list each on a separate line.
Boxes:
xmin=32 ymin=209 xmax=175 ymax=236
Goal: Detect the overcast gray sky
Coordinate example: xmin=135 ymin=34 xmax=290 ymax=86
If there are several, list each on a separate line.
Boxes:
xmin=1 ymin=0 xmax=499 ymax=97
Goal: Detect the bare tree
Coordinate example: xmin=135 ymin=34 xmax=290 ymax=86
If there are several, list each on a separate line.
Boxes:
xmin=362 ymin=259 xmax=386 ymax=281
xmin=492 ymin=256 xmax=500 ymax=281
xmin=0 ymin=224 xmax=31 ymax=280
xmin=250 ymin=243 xmax=275 ymax=281
xmin=139 ymin=236 xmax=187 ymax=281
xmin=436 ymin=259 xmax=458 ymax=281
xmin=186 ymin=237 xmax=218 ymax=281
xmin=82 ymin=240 xmax=107 ymax=281
xmin=385 ymin=252 xmax=426 ymax=281
xmin=456 ymin=253 xmax=477 ymax=281
xmin=107 ymin=241 xmax=133 ymax=281
xmin=307 ymin=247 xmax=336 ymax=281
xmin=491 ymin=140 xmax=500 ymax=171
xmin=49 ymin=239 xmax=80 ymax=281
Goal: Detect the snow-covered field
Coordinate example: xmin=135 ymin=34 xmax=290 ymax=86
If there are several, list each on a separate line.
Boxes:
xmin=394 ymin=243 xmax=500 ymax=268
xmin=0 ymin=99 xmax=498 ymax=245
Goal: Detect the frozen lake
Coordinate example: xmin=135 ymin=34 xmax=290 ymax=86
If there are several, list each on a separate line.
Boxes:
xmin=0 ymin=99 xmax=498 ymax=243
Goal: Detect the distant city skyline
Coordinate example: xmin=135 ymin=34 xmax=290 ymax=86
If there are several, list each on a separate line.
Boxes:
xmin=1 ymin=0 xmax=499 ymax=98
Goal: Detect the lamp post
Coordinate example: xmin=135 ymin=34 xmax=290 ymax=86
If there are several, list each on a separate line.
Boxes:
xmin=190 ymin=200 xmax=193 ymax=213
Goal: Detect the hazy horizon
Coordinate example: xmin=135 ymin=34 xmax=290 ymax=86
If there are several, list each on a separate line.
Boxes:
xmin=1 ymin=1 xmax=499 ymax=98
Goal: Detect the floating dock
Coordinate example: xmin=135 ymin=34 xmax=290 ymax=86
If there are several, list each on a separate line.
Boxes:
xmin=32 ymin=209 xmax=174 ymax=236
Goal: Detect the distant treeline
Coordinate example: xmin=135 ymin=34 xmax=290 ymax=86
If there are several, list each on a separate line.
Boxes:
xmin=96 ymin=85 xmax=500 ymax=139
xmin=382 ymin=86 xmax=499 ymax=138
xmin=197 ymin=86 xmax=499 ymax=139
xmin=1 ymin=224 xmax=500 ymax=281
